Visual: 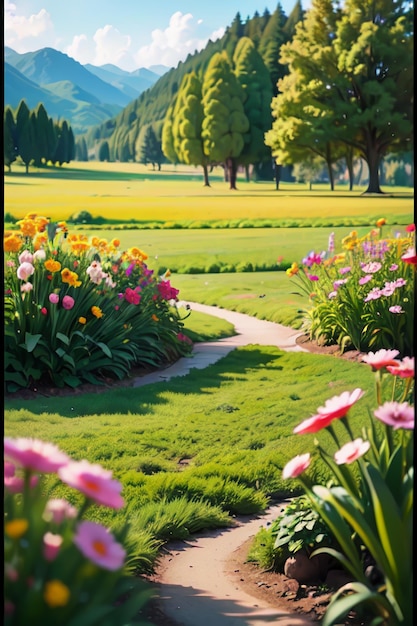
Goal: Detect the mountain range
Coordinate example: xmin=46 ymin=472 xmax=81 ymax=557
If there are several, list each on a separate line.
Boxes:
xmin=4 ymin=46 xmax=170 ymax=134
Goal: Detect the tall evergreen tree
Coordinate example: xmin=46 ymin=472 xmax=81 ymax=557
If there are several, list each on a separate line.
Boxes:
xmin=33 ymin=103 xmax=49 ymax=165
xmin=171 ymin=71 xmax=210 ymax=186
xmin=4 ymin=106 xmax=17 ymax=172
xmin=233 ymin=37 xmax=274 ymax=180
xmin=201 ymin=52 xmax=250 ymax=190
xmin=258 ymin=3 xmax=289 ymax=95
xmin=161 ymin=104 xmax=179 ymax=165
xmin=15 ymin=100 xmax=34 ymax=173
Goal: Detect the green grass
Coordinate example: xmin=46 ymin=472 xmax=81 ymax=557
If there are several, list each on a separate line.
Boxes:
xmin=4 ymin=161 xmax=413 ymax=223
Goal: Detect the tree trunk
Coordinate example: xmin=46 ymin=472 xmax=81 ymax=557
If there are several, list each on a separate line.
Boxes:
xmin=364 ymin=145 xmax=383 ymax=194
xmin=227 ymin=157 xmax=238 ymax=190
xmin=274 ymin=162 xmax=281 ymax=190
xmin=345 ymin=149 xmax=354 ymax=191
xmin=245 ymin=164 xmax=250 ymax=182
xmin=202 ymin=163 xmax=210 ymax=187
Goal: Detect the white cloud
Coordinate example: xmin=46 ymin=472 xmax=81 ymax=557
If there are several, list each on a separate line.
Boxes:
xmin=4 ymin=1 xmax=57 ymax=52
xmin=133 ymin=11 xmax=224 ymax=69
xmin=4 ymin=4 xmax=225 ymax=71
xmin=65 ymin=25 xmax=136 ymax=69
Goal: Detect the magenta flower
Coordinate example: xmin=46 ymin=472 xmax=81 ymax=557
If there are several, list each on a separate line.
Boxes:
xmin=49 ymin=293 xmax=59 ymax=304
xmin=17 ymin=262 xmax=35 ymax=281
xmin=43 ymin=498 xmax=78 ymax=524
xmin=386 ymin=356 xmax=414 ymax=379
xmin=124 ymin=287 xmax=141 ymax=305
xmin=43 ymin=532 xmax=63 ymax=561
xmin=282 ymin=453 xmax=311 ymax=479
xmin=4 ymin=438 xmax=70 ymax=473
xmin=362 ymin=349 xmax=400 ymax=371
xmin=406 ymin=223 xmax=416 ymax=232
xmin=73 ymin=521 xmax=126 ymax=570
xmin=334 ymin=438 xmax=370 ymax=465
xmin=157 ymin=280 xmax=179 ymax=300
xmin=374 ymin=402 xmax=414 ymax=430
xmin=307 ymin=274 xmax=319 ymax=281
xmin=62 ymin=295 xmax=75 ymax=310
xmin=58 ymin=460 xmax=124 ymax=509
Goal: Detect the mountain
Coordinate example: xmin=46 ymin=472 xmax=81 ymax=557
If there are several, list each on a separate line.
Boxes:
xmin=4 ymin=46 xmax=169 ymax=134
xmin=84 ymin=63 xmax=165 ymax=101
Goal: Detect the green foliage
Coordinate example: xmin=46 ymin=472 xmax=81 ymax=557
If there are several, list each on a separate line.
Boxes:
xmin=288 ymin=224 xmax=415 ymax=356
xmin=4 ymin=216 xmax=193 ymax=392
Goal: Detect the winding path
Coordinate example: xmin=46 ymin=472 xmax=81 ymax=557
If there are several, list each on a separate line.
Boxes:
xmin=133 ymin=301 xmax=308 ymax=388
xmin=133 ymin=303 xmax=315 ymax=624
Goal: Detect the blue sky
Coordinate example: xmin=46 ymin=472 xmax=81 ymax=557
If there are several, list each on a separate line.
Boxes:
xmin=4 ymin=0 xmax=311 ymax=71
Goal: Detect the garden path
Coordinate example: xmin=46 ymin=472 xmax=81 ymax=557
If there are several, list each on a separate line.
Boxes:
xmin=132 ymin=301 xmax=308 ymax=388
xmin=134 ymin=303 xmax=315 ymax=625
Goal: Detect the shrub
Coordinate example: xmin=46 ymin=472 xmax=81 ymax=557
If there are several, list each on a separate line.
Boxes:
xmin=4 ymin=215 xmax=193 ymax=392
xmin=287 ymin=221 xmax=415 ymax=356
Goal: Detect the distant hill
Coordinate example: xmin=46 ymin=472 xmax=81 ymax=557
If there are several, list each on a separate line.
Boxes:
xmin=4 ymin=46 xmax=169 ymax=134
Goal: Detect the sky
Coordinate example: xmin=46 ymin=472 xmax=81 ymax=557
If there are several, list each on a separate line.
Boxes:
xmin=4 ymin=0 xmax=311 ymax=71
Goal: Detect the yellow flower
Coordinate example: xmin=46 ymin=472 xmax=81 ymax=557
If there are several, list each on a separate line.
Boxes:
xmin=45 ymin=259 xmax=61 ymax=273
xmin=376 ymin=218 xmax=386 ymax=227
xmin=91 ymin=306 xmax=103 ymax=319
xmin=91 ymin=236 xmax=100 ymax=248
xmin=79 ymin=317 xmax=87 ymax=324
xmin=43 ymin=580 xmax=70 ymax=608
xmin=286 ymin=262 xmax=299 ymax=277
xmin=4 ymin=234 xmax=23 ymax=253
xmin=5 ymin=519 xmax=29 ymax=539
xmin=61 ymin=268 xmax=81 ymax=287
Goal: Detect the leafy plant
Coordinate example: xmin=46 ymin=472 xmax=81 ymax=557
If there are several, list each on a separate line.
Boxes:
xmin=287 ymin=221 xmax=416 ymax=356
xmin=282 ymin=350 xmax=414 ymax=625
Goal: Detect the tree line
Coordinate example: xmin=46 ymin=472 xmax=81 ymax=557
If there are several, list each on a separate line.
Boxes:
xmin=4 ymin=100 xmax=75 ymax=173
xmin=85 ymin=0 xmax=413 ymax=195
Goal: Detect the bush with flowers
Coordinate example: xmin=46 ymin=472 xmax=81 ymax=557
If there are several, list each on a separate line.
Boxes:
xmin=281 ymin=349 xmax=414 ymax=625
xmin=286 ymin=220 xmax=415 ymax=356
xmin=4 ymin=437 xmax=153 ymax=625
xmin=4 ymin=214 xmax=193 ymax=392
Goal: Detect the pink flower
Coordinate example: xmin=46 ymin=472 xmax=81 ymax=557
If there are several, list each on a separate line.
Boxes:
xmin=401 ymin=248 xmax=417 ymax=265
xmin=374 ymin=402 xmax=414 ymax=430
xmin=41 ymin=307 xmax=48 ymax=315
xmin=43 ymin=532 xmax=63 ymax=561
xmin=124 ymin=287 xmax=141 ymax=305
xmin=389 ymin=305 xmax=404 ymax=314
xmin=62 ymin=295 xmax=75 ymax=310
xmin=43 ymin=498 xmax=78 ymax=524
xmin=58 ymin=460 xmax=124 ymax=509
xmin=405 ymin=224 xmax=416 ymax=232
xmin=386 ymin=356 xmax=414 ymax=379
xmin=17 ymin=262 xmax=35 ymax=281
xmin=49 ymin=293 xmax=59 ymax=304
xmin=4 ymin=438 xmax=70 ymax=473
xmin=20 ymin=282 xmax=33 ymax=293
xmin=18 ymin=250 xmax=34 ymax=264
xmin=294 ymin=389 xmax=365 ymax=435
xmin=362 ymin=349 xmax=400 ymax=370
xmin=334 ymin=438 xmax=370 ymax=465
xmin=157 ymin=280 xmax=179 ymax=301
xmin=73 ymin=521 xmax=125 ymax=570
xmin=359 ymin=275 xmax=372 ymax=285
xmin=4 ymin=461 xmax=39 ymax=493
xmin=282 ymin=453 xmax=311 ymax=479
xmin=361 ymin=261 xmax=382 ymax=274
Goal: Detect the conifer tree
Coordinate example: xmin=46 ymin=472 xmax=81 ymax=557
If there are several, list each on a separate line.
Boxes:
xmin=201 ymin=52 xmax=249 ymax=190
xmin=4 ymin=106 xmax=17 ymax=172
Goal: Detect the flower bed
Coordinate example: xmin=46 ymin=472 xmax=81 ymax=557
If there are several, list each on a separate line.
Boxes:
xmin=4 ymin=214 xmax=193 ymax=393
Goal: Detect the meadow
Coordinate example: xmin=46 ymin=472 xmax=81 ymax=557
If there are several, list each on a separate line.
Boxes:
xmin=4 ymin=161 xmax=414 ymax=584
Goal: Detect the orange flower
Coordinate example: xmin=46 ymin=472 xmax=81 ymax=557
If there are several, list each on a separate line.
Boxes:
xmin=91 ymin=306 xmax=103 ymax=319
xmin=44 ymin=259 xmax=61 ymax=273
xmin=376 ymin=218 xmax=386 ymax=227
xmin=4 ymin=234 xmax=23 ymax=253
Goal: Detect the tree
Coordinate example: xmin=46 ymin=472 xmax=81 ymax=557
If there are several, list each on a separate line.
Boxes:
xmin=233 ymin=37 xmax=274 ymax=180
xmin=266 ymin=0 xmax=413 ymax=194
xmin=98 ymin=140 xmax=110 ymax=162
xmin=201 ymin=52 xmax=249 ymax=190
xmin=171 ymin=71 xmax=210 ymax=186
xmin=4 ymin=106 xmax=17 ymax=172
xmin=161 ymin=104 xmax=179 ymax=165
xmin=15 ymin=100 xmax=34 ymax=173
xmin=258 ymin=2 xmax=289 ymax=95
xmin=138 ymin=125 xmax=163 ymax=170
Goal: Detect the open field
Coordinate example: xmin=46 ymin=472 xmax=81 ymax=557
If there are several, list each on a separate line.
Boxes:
xmin=4 ymin=161 xmax=413 ymax=223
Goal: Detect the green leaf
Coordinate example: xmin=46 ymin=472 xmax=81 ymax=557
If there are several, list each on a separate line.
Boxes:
xmin=24 ymin=333 xmax=42 ymax=352
xmin=56 ymin=332 xmax=70 ymax=345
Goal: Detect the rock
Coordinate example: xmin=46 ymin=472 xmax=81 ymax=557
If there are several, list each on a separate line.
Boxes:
xmin=284 ymin=550 xmax=321 ymax=584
